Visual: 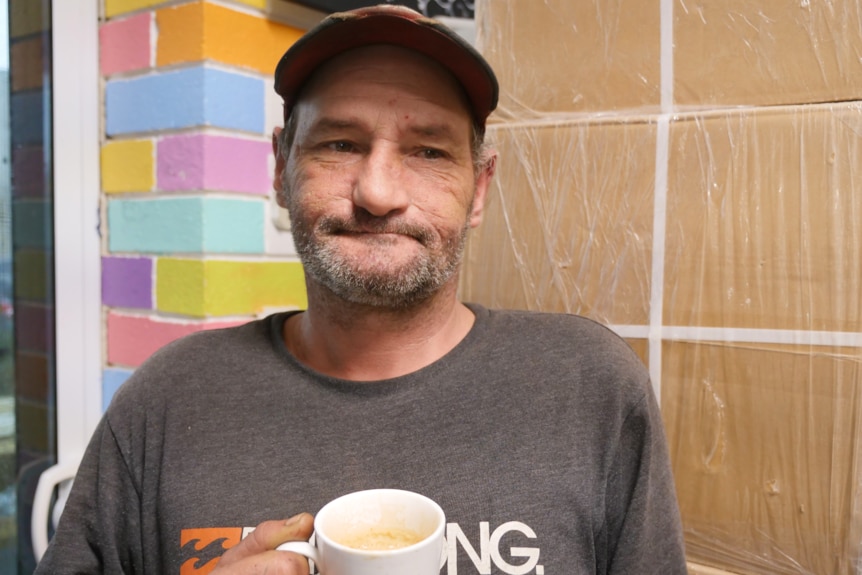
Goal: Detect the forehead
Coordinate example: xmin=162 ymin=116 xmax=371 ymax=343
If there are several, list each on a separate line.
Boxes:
xmin=293 ymin=45 xmax=474 ymax=130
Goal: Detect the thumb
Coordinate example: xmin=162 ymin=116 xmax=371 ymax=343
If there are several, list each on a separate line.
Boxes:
xmin=221 ymin=513 xmax=315 ymax=564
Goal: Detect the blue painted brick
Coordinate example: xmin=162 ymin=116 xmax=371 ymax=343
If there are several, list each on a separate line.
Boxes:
xmin=102 ymin=368 xmax=133 ymax=411
xmin=105 ymin=65 xmax=265 ymax=135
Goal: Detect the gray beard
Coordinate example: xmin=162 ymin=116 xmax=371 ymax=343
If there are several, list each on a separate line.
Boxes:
xmin=290 ymin=212 xmax=471 ymax=309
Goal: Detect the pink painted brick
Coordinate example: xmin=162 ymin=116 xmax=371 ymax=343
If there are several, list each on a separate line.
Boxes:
xmin=107 ymin=312 xmax=246 ymax=367
xmin=157 ymin=134 xmax=271 ymax=195
xmin=100 ymin=13 xmax=152 ymax=76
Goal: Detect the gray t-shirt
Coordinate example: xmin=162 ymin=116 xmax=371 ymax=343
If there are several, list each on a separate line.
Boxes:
xmin=36 ymin=304 xmax=686 ymax=574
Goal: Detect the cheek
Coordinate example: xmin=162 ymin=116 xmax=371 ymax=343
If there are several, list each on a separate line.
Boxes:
xmin=415 ymin=195 xmax=474 ymax=237
xmin=413 ymin=174 xmax=476 ymax=219
xmin=286 ymin=168 xmax=355 ymax=220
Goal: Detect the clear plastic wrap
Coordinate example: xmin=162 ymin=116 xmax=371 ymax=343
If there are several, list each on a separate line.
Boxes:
xmin=463 ymin=1 xmax=862 ymax=573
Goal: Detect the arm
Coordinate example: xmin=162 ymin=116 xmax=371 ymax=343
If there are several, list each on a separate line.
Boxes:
xmin=604 ymin=387 xmax=687 ymax=574
xmin=34 ymin=416 xmax=144 ymax=573
xmin=35 ymin=416 xmax=315 ymax=575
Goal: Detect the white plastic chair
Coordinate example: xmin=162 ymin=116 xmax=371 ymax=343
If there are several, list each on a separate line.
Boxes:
xmin=30 ymin=459 xmax=80 ymax=562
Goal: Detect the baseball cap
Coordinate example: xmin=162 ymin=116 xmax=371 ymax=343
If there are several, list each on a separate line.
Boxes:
xmin=273 ymin=4 xmax=499 ymax=130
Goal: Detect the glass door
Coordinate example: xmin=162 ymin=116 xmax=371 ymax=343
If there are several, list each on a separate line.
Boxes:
xmin=0 ymin=0 xmax=14 ymax=568
xmin=0 ymin=1 xmax=100 ymax=571
xmin=1 ymin=0 xmax=55 ymax=572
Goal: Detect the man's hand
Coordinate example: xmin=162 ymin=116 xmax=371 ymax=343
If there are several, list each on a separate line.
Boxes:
xmin=212 ymin=513 xmax=315 ymax=574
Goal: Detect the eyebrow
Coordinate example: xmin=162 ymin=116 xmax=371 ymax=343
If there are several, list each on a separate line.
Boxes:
xmin=306 ymin=117 xmax=366 ymax=136
xmin=404 ymin=122 xmax=462 ymax=142
xmin=307 ymin=116 xmax=464 ymax=142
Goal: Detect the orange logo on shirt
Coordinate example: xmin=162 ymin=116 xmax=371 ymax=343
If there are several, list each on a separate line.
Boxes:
xmin=180 ymin=528 xmax=243 ymax=574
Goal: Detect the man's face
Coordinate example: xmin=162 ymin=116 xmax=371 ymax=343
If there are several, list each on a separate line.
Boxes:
xmin=275 ymin=45 xmax=493 ymax=308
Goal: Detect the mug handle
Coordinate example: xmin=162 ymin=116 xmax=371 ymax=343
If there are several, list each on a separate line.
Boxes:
xmin=276 ymin=540 xmax=320 ymax=564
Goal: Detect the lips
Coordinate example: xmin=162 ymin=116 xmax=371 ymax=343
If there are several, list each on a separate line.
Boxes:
xmin=320 ymin=216 xmax=432 ymax=245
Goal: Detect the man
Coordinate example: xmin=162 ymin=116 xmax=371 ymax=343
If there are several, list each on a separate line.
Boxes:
xmin=37 ymin=5 xmax=686 ymax=574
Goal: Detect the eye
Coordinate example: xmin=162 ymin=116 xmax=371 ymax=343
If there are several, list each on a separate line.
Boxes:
xmin=327 ymin=141 xmax=356 ymax=153
xmin=418 ymin=148 xmax=445 ymax=160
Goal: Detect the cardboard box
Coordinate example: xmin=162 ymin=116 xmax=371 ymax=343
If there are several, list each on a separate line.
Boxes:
xmin=478 ymin=0 xmax=862 ymax=113
xmin=666 ymin=104 xmax=862 ymax=332
xmin=626 ymin=338 xmax=649 ymax=368
xmin=674 ymin=0 xmax=862 ymax=108
xmin=687 ymin=563 xmax=742 ymax=575
xmin=663 ymin=340 xmax=862 ymax=574
xmin=462 ymin=119 xmax=656 ymax=327
xmin=476 ymin=0 xmax=661 ymax=117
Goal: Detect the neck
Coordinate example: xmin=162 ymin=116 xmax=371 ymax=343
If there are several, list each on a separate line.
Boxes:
xmin=282 ymin=278 xmax=475 ymax=381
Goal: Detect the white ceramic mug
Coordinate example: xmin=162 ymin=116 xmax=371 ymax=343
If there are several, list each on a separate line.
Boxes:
xmin=277 ymin=488 xmax=445 ymax=575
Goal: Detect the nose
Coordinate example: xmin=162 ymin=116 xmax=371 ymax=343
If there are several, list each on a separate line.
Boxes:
xmin=352 ymin=145 xmax=410 ymax=217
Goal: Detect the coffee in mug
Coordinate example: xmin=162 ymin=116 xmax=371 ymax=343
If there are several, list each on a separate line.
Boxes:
xmin=277 ymin=488 xmax=445 ymax=575
xmin=336 ymin=525 xmax=425 ymax=551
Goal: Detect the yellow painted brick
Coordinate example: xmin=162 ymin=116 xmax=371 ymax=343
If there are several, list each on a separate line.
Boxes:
xmin=156 ymin=258 xmax=206 ymax=317
xmin=106 ymin=0 xmax=170 ymax=18
xmin=205 ymin=260 xmax=307 ymax=316
xmin=156 ymin=258 xmax=306 ymax=317
xmin=102 ymin=140 xmax=155 ymax=193
xmin=232 ymin=0 xmax=267 ymax=9
xmin=157 ymin=1 xmax=304 ymax=74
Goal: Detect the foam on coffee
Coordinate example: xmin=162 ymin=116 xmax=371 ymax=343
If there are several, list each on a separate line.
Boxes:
xmin=337 ymin=526 xmax=424 ymax=551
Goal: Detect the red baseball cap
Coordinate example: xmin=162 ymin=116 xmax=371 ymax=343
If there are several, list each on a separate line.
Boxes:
xmin=273 ymin=4 xmax=499 ymax=130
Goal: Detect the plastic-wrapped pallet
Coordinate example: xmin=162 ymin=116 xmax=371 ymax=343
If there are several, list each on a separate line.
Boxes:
xmin=463 ymin=1 xmax=862 ymax=573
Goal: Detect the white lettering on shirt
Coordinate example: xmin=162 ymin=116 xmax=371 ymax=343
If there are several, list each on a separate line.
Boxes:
xmin=444 ymin=521 xmax=543 ymax=575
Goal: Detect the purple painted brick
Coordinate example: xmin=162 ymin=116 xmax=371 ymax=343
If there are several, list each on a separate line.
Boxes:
xmin=102 ymin=256 xmax=153 ymax=309
xmin=157 ymin=133 xmax=271 ymax=195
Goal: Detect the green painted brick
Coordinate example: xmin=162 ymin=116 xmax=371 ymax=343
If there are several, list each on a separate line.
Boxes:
xmin=108 ymin=197 xmax=265 ymax=254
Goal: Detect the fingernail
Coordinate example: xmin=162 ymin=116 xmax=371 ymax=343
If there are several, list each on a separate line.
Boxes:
xmin=285 ymin=514 xmax=302 ymax=526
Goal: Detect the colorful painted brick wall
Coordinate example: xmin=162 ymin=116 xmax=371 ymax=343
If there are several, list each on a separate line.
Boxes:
xmin=99 ymin=0 xmax=310 ymax=406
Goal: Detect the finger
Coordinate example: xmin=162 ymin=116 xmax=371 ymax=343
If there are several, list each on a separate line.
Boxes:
xmin=213 ymin=549 xmax=310 ymax=575
xmin=218 ymin=513 xmax=314 ymax=565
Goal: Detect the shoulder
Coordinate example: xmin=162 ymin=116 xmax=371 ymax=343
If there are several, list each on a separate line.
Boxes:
xmin=97 ymin=314 xmax=293 ymax=479
xmin=143 ymin=315 xmax=275 ymax=366
xmin=472 ymin=304 xmax=642 ymax=365
xmin=106 ymin=313 xmax=286 ymax=414
xmin=467 ymin=303 xmax=650 ymax=402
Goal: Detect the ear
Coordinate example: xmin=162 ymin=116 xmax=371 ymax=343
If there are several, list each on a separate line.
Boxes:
xmin=468 ymin=150 xmax=497 ymax=228
xmin=272 ymin=127 xmax=287 ymax=208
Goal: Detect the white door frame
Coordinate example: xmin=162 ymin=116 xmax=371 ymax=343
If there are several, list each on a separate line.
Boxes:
xmin=51 ymin=0 xmax=102 ymax=465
